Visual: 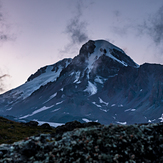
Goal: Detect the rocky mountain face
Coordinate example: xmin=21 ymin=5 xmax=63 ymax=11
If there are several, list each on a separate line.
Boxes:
xmin=0 ymin=40 xmax=163 ymax=125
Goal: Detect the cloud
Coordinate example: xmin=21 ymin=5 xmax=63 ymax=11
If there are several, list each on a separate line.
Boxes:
xmin=65 ymin=1 xmax=89 ymax=44
xmin=112 ymin=25 xmax=130 ymax=37
xmin=111 ymin=4 xmax=163 ymax=46
xmin=111 ymin=10 xmax=133 ymax=38
xmin=0 ymin=1 xmax=15 ymax=45
xmin=60 ymin=1 xmax=89 ymax=56
xmin=139 ymin=5 xmax=163 ymax=45
xmin=114 ymin=10 xmax=120 ymax=17
xmin=0 ymin=74 xmax=10 ymax=93
xmin=66 ymin=1 xmax=89 ymax=44
xmin=66 ymin=18 xmax=88 ymax=44
xmin=0 ymin=4 xmax=8 ymax=42
xmin=0 ymin=74 xmax=10 ymax=79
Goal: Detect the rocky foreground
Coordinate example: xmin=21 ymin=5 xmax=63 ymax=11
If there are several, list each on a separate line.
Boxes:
xmin=0 ymin=121 xmax=163 ymax=163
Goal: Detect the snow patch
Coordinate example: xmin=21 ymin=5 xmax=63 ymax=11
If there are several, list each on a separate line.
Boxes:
xmin=82 ymin=118 xmax=92 ymax=123
xmin=92 ymin=102 xmax=101 ymax=108
xmin=63 ymin=112 xmax=69 ymax=114
xmin=6 ymin=107 xmax=12 ymax=111
xmin=116 ymin=121 xmax=127 ymax=125
xmin=33 ymin=119 xmax=64 ymax=127
xmin=94 ymin=76 xmax=103 ymax=84
xmin=76 ymin=81 xmax=81 ymax=84
xmin=124 ymin=108 xmax=136 ymax=112
xmin=19 ymin=105 xmax=54 ymax=119
xmin=118 ymin=104 xmax=123 ymax=107
xmin=51 ymin=108 xmax=61 ymax=112
xmin=99 ymin=97 xmax=109 ymax=106
xmin=56 ymin=101 xmax=63 ymax=105
xmin=111 ymin=104 xmax=116 ymax=107
xmin=73 ymin=71 xmax=81 ymax=83
xmin=32 ymin=105 xmax=54 ymax=115
xmin=69 ymin=72 xmax=74 ymax=76
xmin=100 ymin=108 xmax=108 ymax=112
xmin=159 ymin=114 xmax=163 ymax=122
xmin=43 ymin=92 xmax=57 ymax=104
xmin=50 ymin=92 xmax=57 ymax=98
xmin=112 ymin=116 xmax=116 ymax=119
xmin=84 ymin=81 xmax=97 ymax=95
xmin=148 ymin=119 xmax=156 ymax=123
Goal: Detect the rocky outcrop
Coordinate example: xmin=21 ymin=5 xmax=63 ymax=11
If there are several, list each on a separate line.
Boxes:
xmin=0 ymin=121 xmax=163 ymax=162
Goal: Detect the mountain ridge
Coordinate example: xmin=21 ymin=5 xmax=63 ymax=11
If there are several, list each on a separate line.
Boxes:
xmin=0 ymin=39 xmax=163 ymax=125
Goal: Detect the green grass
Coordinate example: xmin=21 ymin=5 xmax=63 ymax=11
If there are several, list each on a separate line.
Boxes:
xmin=0 ymin=116 xmax=56 ymax=144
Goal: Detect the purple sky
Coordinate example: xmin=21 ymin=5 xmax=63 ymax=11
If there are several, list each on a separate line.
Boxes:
xmin=0 ymin=0 xmax=163 ymax=93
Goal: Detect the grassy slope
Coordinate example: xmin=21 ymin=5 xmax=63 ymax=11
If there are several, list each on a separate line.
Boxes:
xmin=0 ymin=116 xmax=55 ymax=144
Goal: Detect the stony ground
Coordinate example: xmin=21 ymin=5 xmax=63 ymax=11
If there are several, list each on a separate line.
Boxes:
xmin=0 ymin=120 xmax=163 ymax=162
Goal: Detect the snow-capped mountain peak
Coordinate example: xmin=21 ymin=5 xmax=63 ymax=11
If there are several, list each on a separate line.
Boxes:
xmin=84 ymin=40 xmax=139 ymax=71
xmin=1 ymin=39 xmax=163 ymax=126
xmin=71 ymin=40 xmax=139 ymax=80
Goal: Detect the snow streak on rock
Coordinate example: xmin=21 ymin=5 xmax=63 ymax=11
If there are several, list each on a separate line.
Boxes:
xmin=19 ymin=105 xmax=54 ymax=119
xmin=84 ymin=81 xmax=97 ymax=95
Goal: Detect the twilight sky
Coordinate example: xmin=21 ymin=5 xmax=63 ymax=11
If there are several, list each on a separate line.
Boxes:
xmin=0 ymin=0 xmax=163 ymax=93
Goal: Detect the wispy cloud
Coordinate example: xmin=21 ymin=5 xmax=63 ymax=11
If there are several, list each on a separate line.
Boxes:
xmin=0 ymin=3 xmax=8 ymax=43
xmin=111 ymin=10 xmax=132 ymax=38
xmin=139 ymin=5 xmax=163 ymax=45
xmin=111 ymin=4 xmax=163 ymax=58
xmin=66 ymin=1 xmax=89 ymax=45
xmin=0 ymin=1 xmax=12 ymax=93
xmin=0 ymin=1 xmax=15 ymax=45
xmin=66 ymin=18 xmax=88 ymax=44
xmin=0 ymin=74 xmax=10 ymax=79
xmin=0 ymin=74 xmax=10 ymax=93
xmin=60 ymin=1 xmax=90 ymax=55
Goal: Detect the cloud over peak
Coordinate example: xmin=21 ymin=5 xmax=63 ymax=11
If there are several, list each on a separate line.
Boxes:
xmin=60 ymin=1 xmax=90 ymax=56
xmin=141 ymin=5 xmax=163 ymax=45
xmin=66 ymin=17 xmax=88 ymax=44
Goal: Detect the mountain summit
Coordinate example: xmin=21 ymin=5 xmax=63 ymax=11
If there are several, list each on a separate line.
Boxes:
xmin=0 ymin=40 xmax=163 ymax=125
xmin=63 ymin=40 xmax=138 ymax=80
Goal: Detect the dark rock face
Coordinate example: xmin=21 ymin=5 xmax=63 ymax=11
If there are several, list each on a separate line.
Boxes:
xmin=60 ymin=40 xmax=96 ymax=76
xmin=79 ymin=40 xmax=96 ymax=58
xmin=89 ymin=55 xmax=124 ymax=78
xmin=105 ymin=63 xmax=163 ymax=105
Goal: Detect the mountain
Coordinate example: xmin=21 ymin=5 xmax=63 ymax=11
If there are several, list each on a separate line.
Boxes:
xmin=0 ymin=39 xmax=163 ymax=125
